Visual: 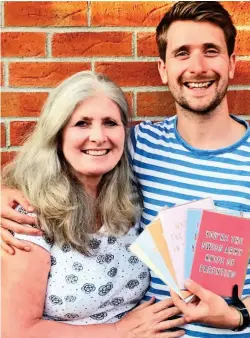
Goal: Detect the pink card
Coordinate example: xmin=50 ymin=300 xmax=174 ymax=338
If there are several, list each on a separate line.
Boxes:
xmin=191 ymin=210 xmax=250 ymax=297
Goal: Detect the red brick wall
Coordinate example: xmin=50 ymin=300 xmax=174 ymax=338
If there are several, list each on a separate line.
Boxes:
xmin=1 ymin=1 xmax=250 ymax=166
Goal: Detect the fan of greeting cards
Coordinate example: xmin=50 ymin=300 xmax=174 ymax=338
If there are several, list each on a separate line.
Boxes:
xmin=130 ymin=198 xmax=250 ymax=299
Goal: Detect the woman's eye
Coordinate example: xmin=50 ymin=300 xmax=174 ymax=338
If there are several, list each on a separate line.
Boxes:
xmin=75 ymin=120 xmax=88 ymax=127
xmin=104 ymin=120 xmax=118 ymax=127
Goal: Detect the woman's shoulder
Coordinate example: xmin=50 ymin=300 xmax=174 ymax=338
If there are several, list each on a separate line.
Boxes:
xmin=14 ymin=205 xmax=53 ymax=253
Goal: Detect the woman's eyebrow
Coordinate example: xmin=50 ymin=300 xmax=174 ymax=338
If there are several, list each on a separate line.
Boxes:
xmin=78 ymin=116 xmax=92 ymax=121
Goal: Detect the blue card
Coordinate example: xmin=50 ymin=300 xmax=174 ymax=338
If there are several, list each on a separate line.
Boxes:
xmin=184 ymin=209 xmax=203 ymax=280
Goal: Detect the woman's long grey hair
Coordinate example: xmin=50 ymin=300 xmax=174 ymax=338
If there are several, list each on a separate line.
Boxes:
xmin=3 ymin=71 xmax=141 ymax=255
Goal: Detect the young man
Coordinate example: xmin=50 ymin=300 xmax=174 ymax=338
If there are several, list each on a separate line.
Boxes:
xmin=1 ymin=1 xmax=250 ymax=337
xmin=129 ymin=1 xmax=250 ymax=336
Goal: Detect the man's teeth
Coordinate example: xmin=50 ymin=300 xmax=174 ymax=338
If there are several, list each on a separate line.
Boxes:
xmin=84 ymin=150 xmax=109 ymax=156
xmin=185 ymin=81 xmax=213 ymax=89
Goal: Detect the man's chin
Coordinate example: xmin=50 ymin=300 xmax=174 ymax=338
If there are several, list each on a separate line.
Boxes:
xmin=176 ymin=88 xmax=228 ymax=115
xmin=178 ymin=98 xmax=222 ymax=115
xmin=183 ymin=105 xmax=214 ymax=115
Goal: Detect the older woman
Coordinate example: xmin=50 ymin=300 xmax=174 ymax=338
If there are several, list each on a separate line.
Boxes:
xmin=1 ymin=71 xmax=186 ymax=338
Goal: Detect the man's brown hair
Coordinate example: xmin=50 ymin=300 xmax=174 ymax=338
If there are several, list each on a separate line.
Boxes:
xmin=156 ymin=1 xmax=237 ymax=62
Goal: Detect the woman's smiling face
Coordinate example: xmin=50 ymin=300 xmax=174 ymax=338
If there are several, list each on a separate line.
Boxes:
xmin=62 ymin=95 xmax=125 ymax=186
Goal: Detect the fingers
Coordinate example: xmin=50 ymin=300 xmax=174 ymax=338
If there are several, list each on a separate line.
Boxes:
xmin=1 ymin=218 xmax=42 ymax=235
xmin=1 ymin=228 xmax=31 ymax=252
xmin=133 ymin=297 xmax=155 ymax=312
xmin=170 ymin=289 xmax=188 ymax=314
xmin=12 ymin=194 xmax=34 ymax=213
xmin=156 ymin=316 xmax=186 ymax=334
xmin=184 ymin=279 xmax=210 ymax=302
xmin=1 ymin=240 xmax=15 ymax=255
xmin=152 ymin=297 xmax=174 ymax=313
xmin=156 ymin=305 xmax=182 ymax=323
xmin=1 ymin=206 xmax=37 ymax=226
xmin=1 ymin=187 xmax=34 ymax=212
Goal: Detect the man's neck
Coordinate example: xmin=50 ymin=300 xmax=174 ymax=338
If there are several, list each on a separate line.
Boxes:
xmin=176 ymin=102 xmax=246 ymax=150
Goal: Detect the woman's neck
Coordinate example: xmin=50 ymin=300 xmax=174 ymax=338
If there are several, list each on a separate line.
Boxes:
xmin=77 ymin=176 xmax=101 ymax=198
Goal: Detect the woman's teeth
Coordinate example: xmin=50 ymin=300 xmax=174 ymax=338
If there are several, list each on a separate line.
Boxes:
xmin=83 ymin=150 xmax=109 ymax=156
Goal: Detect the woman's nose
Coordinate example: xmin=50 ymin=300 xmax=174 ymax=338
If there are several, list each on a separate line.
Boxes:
xmin=88 ymin=126 xmax=107 ymax=144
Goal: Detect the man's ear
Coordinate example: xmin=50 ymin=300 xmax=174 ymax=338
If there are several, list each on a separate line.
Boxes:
xmin=228 ymin=53 xmax=236 ymax=80
xmin=158 ymin=59 xmax=168 ymax=84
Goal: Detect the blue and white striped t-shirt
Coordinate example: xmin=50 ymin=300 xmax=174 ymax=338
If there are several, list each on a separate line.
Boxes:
xmin=129 ymin=115 xmax=250 ymax=337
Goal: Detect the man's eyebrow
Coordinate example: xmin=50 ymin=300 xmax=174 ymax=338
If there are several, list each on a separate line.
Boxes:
xmin=170 ymin=45 xmax=189 ymax=56
xmin=203 ymin=42 xmax=222 ymax=51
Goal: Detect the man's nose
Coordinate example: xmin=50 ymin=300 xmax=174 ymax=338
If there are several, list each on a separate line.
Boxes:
xmin=88 ymin=125 xmax=107 ymax=144
xmin=188 ymin=53 xmax=208 ymax=75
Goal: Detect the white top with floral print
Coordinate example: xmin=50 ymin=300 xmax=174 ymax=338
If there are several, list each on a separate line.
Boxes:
xmin=15 ymin=206 xmax=149 ymax=325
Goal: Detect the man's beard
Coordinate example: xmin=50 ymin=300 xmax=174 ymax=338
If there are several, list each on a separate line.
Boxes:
xmin=170 ymin=79 xmax=228 ymax=115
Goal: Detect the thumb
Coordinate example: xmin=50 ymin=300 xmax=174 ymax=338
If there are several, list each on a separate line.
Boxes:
xmin=185 ymin=279 xmax=210 ymax=301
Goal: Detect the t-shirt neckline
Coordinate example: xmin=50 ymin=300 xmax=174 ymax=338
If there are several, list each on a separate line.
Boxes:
xmin=173 ymin=115 xmax=250 ymax=156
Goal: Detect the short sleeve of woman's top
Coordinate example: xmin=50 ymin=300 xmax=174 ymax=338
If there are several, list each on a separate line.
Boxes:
xmin=14 ymin=205 xmax=52 ymax=253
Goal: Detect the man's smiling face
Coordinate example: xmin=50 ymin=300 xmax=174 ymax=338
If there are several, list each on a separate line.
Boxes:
xmin=158 ymin=20 xmax=236 ymax=115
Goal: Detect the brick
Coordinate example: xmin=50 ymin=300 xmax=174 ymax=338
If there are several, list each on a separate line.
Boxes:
xmin=9 ymin=62 xmax=91 ymax=87
xmin=137 ymin=32 xmax=157 ymax=57
xmin=1 ymin=92 xmax=48 ymax=117
xmin=1 ymin=123 xmax=6 ymax=147
xmin=0 ymin=62 xmax=3 ymax=86
xmin=137 ymin=91 xmax=175 ymax=117
xmin=91 ymin=1 xmax=249 ymax=27
xmin=52 ymin=32 xmax=132 ymax=57
xmin=230 ymin=61 xmax=250 ymax=85
xmin=227 ymin=90 xmax=250 ymax=115
xmin=1 ymin=152 xmax=17 ymax=167
xmin=95 ymin=62 xmax=162 ymax=87
xmin=223 ymin=2 xmax=250 ymax=26
xmin=4 ymin=1 xmax=87 ymax=27
xmin=124 ymin=92 xmax=133 ymax=116
xmin=10 ymin=121 xmax=37 ymax=146
xmin=1 ymin=32 xmax=46 ymax=57
xmin=235 ymin=30 xmax=250 ymax=56
xmin=91 ymin=1 xmax=173 ymax=27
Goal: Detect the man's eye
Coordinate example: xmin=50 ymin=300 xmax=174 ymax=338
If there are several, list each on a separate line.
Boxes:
xmin=104 ymin=120 xmax=118 ymax=127
xmin=205 ymin=49 xmax=218 ymax=56
xmin=175 ymin=51 xmax=189 ymax=58
xmin=75 ymin=121 xmax=88 ymax=127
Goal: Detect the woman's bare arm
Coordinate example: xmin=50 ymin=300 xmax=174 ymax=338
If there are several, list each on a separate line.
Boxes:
xmin=1 ymin=241 xmax=186 ymax=338
xmin=1 ymin=242 xmax=120 ymax=338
